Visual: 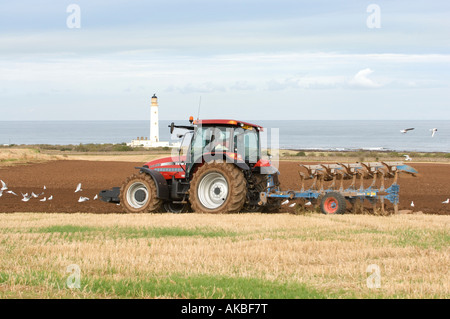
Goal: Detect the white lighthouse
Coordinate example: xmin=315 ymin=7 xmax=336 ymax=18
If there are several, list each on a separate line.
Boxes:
xmin=150 ymin=94 xmax=159 ymax=142
xmin=127 ymin=94 xmax=174 ymax=148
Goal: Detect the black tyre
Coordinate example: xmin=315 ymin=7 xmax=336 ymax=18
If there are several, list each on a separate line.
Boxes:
xmin=189 ymin=161 xmax=247 ymax=214
xmin=163 ymin=202 xmax=190 ymax=213
xmin=320 ymin=192 xmax=346 ymax=215
xmin=243 ymin=174 xmax=265 ymax=212
xmin=119 ymin=173 xmax=162 ymax=213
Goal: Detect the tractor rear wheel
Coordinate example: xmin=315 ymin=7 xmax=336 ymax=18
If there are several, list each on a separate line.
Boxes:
xmin=320 ymin=192 xmax=346 ymax=215
xmin=189 ymin=161 xmax=247 ymax=214
xmin=120 ymin=173 xmax=162 ymax=213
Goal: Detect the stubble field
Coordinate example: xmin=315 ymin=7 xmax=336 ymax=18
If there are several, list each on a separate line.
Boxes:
xmin=0 ymin=212 xmax=448 ymax=298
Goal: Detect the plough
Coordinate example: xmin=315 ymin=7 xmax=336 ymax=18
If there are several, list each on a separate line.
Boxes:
xmin=259 ymin=161 xmax=418 ymax=214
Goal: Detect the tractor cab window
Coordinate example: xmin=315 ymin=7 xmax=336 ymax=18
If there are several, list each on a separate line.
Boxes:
xmin=233 ymin=127 xmax=259 ymax=163
xmin=178 ymin=130 xmax=193 ymax=160
xmin=190 ymin=126 xmax=232 ymax=163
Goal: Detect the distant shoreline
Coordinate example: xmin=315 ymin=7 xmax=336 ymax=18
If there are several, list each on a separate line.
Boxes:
xmin=4 ymin=145 xmax=447 ymax=154
xmin=1 ymin=143 xmax=449 ymax=153
xmin=1 ymin=145 xmax=449 ymax=165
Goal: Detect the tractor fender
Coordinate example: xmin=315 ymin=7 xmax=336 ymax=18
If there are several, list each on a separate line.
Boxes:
xmin=223 ymin=154 xmax=250 ymax=171
xmin=135 ymin=167 xmax=170 ymax=200
xmin=230 ymin=160 xmax=250 ymax=172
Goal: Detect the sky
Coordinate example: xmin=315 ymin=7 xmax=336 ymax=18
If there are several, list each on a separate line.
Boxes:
xmin=0 ymin=0 xmax=449 ymax=121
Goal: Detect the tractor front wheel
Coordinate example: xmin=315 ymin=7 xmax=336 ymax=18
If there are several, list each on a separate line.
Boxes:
xmin=320 ymin=192 xmax=346 ymax=215
xmin=189 ymin=161 xmax=247 ymax=214
xmin=119 ymin=173 xmax=162 ymax=213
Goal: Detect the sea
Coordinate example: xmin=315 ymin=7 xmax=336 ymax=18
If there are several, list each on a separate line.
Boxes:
xmin=0 ymin=120 xmax=449 ymax=153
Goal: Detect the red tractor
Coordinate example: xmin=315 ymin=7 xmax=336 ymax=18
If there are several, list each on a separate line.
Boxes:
xmin=99 ymin=118 xmax=282 ymax=214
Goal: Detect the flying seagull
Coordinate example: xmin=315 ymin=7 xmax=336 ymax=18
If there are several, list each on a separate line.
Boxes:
xmin=281 ymin=199 xmax=289 ymax=205
xmin=7 ymin=190 xmax=17 ymax=196
xmin=31 ymin=192 xmax=39 ymax=198
xmin=400 ymin=128 xmax=414 ymax=134
xmin=0 ymin=190 xmax=2 ymax=197
xmin=403 ymin=155 xmax=412 ymax=161
xmin=78 ymin=196 xmax=89 ymax=202
xmin=75 ymin=183 xmax=82 ymax=193
xmin=430 ymin=128 xmax=437 ymax=137
xmin=0 ymin=180 xmax=7 ymax=191
xmin=442 ymin=198 xmax=449 ymax=204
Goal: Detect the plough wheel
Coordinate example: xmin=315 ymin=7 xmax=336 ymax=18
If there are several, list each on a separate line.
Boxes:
xmin=320 ymin=192 xmax=346 ymax=215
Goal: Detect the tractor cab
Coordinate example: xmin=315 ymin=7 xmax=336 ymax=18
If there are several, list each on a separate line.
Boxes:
xmin=171 ymin=118 xmax=265 ymax=178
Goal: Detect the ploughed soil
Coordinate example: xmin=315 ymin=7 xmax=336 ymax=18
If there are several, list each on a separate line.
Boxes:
xmin=0 ymin=160 xmax=449 ymax=215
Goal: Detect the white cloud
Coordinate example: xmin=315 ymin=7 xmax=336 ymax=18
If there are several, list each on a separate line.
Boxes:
xmin=349 ymin=68 xmax=382 ymax=89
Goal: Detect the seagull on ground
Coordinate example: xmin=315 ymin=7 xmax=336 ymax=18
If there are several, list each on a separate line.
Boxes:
xmin=93 ymin=194 xmax=98 ymax=200
xmin=40 ymin=197 xmax=46 ymax=202
xmin=31 ymin=192 xmax=39 ymax=198
xmin=403 ymin=155 xmax=412 ymax=161
xmin=281 ymin=199 xmax=289 ymax=205
xmin=43 ymin=185 xmax=47 ymax=190
xmin=442 ymin=198 xmax=449 ymax=204
xmin=430 ymin=128 xmax=438 ymax=137
xmin=305 ymin=201 xmax=312 ymax=206
xmin=400 ymin=128 xmax=414 ymax=134
xmin=78 ymin=196 xmax=89 ymax=202
xmin=0 ymin=190 xmax=2 ymax=197
xmin=48 ymin=195 xmax=53 ymax=201
xmin=75 ymin=183 xmax=82 ymax=193
xmin=288 ymin=203 xmax=296 ymax=208
xmin=410 ymin=201 xmax=414 ymax=207
xmin=1 ymin=180 xmax=7 ymax=191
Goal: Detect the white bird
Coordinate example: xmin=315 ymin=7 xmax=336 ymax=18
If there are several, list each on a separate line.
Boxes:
xmin=75 ymin=183 xmax=82 ymax=193
xmin=1 ymin=180 xmax=7 ymax=191
xmin=305 ymin=201 xmax=312 ymax=206
xmin=48 ymin=195 xmax=53 ymax=201
xmin=31 ymin=192 xmax=39 ymax=198
xmin=430 ymin=128 xmax=437 ymax=137
xmin=403 ymin=154 xmax=412 ymax=161
xmin=78 ymin=196 xmax=89 ymax=202
xmin=442 ymin=198 xmax=449 ymax=204
xmin=40 ymin=197 xmax=46 ymax=202
xmin=7 ymin=190 xmax=17 ymax=196
xmin=281 ymin=199 xmax=289 ymax=205
xmin=21 ymin=193 xmax=32 ymax=202
xmin=410 ymin=201 xmax=415 ymax=207
xmin=43 ymin=185 xmax=47 ymax=190
xmin=93 ymin=194 xmax=98 ymax=200
xmin=288 ymin=203 xmax=296 ymax=207
xmin=400 ymin=128 xmax=414 ymax=134
xmin=0 ymin=190 xmax=2 ymax=197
